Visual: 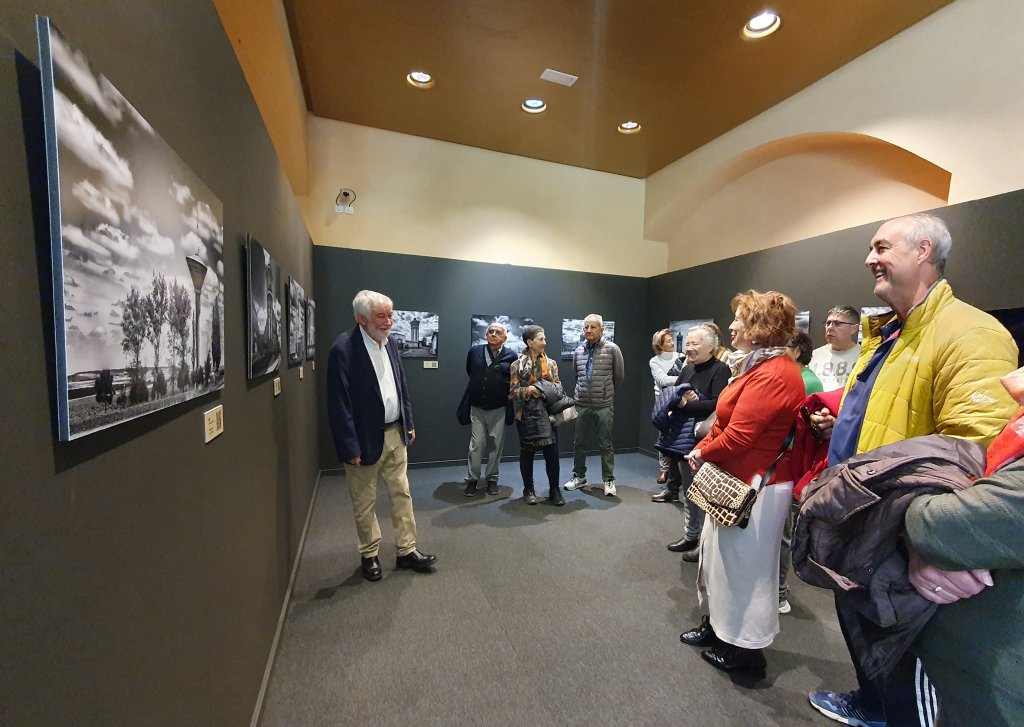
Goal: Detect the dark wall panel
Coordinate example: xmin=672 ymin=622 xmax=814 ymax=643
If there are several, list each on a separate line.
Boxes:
xmin=641 ymin=191 xmax=1024 ymax=438
xmin=313 ymin=248 xmax=649 ymax=469
xmin=0 ymin=3 xmax=317 ymax=725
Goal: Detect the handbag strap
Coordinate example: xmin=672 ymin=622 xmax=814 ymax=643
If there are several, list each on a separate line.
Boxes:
xmin=752 ymin=426 xmax=796 ymax=492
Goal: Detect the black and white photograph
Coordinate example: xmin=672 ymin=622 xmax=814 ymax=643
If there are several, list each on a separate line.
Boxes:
xmin=246 ymin=235 xmax=281 ymax=379
xmin=668 ymin=319 xmax=712 ymax=352
xmin=287 ymin=278 xmax=305 ymax=366
xmin=796 ymin=311 xmax=810 ymax=333
xmin=561 ymin=318 xmax=616 ymax=360
xmin=393 ymin=310 xmax=439 ymax=358
xmin=305 ymin=298 xmax=316 ymax=361
xmin=471 ymin=314 xmax=535 ymax=353
xmin=38 ymin=18 xmax=225 ymax=440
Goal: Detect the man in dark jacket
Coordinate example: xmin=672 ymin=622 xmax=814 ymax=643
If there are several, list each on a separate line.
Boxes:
xmin=463 ymin=322 xmax=516 ymax=496
xmin=326 ymin=290 xmax=436 ymax=583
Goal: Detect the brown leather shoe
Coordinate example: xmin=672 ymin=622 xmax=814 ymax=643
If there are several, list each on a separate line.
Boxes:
xmin=657 ymin=472 xmax=668 ymax=484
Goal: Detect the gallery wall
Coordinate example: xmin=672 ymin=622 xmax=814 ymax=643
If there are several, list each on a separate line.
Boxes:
xmin=313 ymin=247 xmax=649 ymax=470
xmin=646 ymin=0 xmax=1024 ymax=270
xmin=640 ymin=189 xmax=1024 ymax=438
xmin=300 ymin=117 xmax=667 ymax=278
xmin=0 ymin=2 xmax=318 ymax=725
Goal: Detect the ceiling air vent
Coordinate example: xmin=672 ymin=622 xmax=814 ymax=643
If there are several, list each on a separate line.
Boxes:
xmin=539 ymin=68 xmax=578 ymax=87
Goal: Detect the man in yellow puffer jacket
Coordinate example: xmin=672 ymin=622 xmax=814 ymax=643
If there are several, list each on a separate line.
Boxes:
xmin=807 ymin=213 xmax=1018 ymax=727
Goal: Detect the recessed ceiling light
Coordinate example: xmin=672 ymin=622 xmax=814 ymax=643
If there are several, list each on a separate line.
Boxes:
xmin=522 ymin=98 xmax=547 ymax=114
xmin=743 ymin=11 xmax=781 ymax=38
xmin=406 ymin=71 xmax=434 ymax=89
xmin=617 ymin=121 xmax=641 ymax=134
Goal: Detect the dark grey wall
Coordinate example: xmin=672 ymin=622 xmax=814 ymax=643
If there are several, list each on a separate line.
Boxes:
xmin=0 ymin=3 xmax=317 ymax=725
xmin=641 ymin=190 xmax=1024 ymax=437
xmin=313 ymin=248 xmax=649 ymax=469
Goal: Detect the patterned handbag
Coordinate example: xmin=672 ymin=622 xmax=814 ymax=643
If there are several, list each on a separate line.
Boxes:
xmin=686 ymin=463 xmax=757 ymax=528
xmin=686 ymin=429 xmax=794 ymax=528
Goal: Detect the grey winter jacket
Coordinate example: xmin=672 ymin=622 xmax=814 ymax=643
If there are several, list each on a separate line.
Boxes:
xmin=572 ymin=338 xmax=624 ymax=408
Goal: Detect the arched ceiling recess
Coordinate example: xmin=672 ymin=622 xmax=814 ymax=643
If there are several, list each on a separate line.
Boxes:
xmin=649 ymin=132 xmax=951 ymax=243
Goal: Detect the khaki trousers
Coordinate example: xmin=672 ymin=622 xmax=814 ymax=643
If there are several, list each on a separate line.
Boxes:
xmin=344 ymin=426 xmax=418 ymax=557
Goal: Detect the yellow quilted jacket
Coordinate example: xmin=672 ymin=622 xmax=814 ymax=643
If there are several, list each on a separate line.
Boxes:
xmin=842 ymin=280 xmax=1018 ymax=452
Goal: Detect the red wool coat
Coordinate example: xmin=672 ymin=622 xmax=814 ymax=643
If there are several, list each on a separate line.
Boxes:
xmin=697 ymin=354 xmax=805 ymax=484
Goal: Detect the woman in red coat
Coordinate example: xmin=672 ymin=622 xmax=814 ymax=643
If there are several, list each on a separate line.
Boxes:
xmin=679 ymin=290 xmax=806 ymax=678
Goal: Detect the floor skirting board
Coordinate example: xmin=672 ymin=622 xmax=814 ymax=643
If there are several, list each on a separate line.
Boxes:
xmin=249 ymin=471 xmax=323 ymax=727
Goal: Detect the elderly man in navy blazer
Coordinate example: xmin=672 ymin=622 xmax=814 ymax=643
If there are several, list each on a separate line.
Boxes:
xmin=326 ymin=289 xmax=436 ymax=582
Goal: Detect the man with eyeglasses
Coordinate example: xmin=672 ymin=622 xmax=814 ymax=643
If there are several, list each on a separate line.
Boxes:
xmin=808 ymin=306 xmax=861 ymax=392
xmin=463 ymin=322 xmax=517 ymax=496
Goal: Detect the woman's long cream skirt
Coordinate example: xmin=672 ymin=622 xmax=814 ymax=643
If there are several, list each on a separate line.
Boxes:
xmin=696 ymin=481 xmax=794 ymax=649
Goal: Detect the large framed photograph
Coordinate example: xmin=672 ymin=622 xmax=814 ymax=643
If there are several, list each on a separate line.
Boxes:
xmin=561 ymin=318 xmax=615 ymax=360
xmin=393 ymin=310 xmax=439 ymax=358
xmin=246 ymin=235 xmax=281 ymax=379
xmin=305 ymin=298 xmax=316 ymax=361
xmin=287 ymin=278 xmax=305 ymax=366
xmin=471 ymin=314 xmax=535 ymax=353
xmin=669 ymin=319 xmax=713 ymax=352
xmin=38 ymin=18 xmax=225 ymax=440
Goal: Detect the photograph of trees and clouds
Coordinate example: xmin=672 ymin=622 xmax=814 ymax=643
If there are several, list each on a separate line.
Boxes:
xmin=39 ymin=19 xmax=225 ymax=440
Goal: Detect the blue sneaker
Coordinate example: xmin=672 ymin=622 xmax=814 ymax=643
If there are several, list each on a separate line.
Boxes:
xmin=808 ymin=690 xmax=886 ymax=727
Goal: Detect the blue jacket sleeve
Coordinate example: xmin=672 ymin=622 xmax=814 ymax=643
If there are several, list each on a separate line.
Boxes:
xmin=326 ymin=340 xmax=360 ymax=462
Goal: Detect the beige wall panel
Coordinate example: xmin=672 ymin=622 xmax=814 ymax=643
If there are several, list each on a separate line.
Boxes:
xmin=666 ymin=149 xmax=948 ymax=270
xmin=300 ymin=117 xmax=666 ymax=278
xmin=648 ymin=0 xmax=1024 ymax=267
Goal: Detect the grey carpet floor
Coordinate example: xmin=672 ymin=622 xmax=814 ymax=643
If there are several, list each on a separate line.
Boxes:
xmin=259 ymin=453 xmax=854 ymax=726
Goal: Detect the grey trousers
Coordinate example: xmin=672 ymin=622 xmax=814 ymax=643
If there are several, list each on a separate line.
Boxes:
xmin=467 ymin=405 xmax=507 ymax=482
xmin=778 ymin=500 xmax=799 ymax=600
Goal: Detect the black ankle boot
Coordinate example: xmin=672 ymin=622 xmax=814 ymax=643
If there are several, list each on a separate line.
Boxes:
xmin=667 ymin=536 xmax=698 ymax=552
xmin=679 ymin=615 xmax=722 ymax=647
xmin=700 ymin=643 xmax=767 ymax=677
xmin=548 ymin=487 xmax=565 ymax=506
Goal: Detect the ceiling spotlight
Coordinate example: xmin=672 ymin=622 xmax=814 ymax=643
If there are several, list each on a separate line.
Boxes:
xmin=743 ymin=11 xmax=781 ymax=38
xmin=617 ymin=121 xmax=641 ymax=134
xmin=406 ymin=71 xmax=435 ymax=89
xmin=522 ymin=98 xmax=547 ymax=114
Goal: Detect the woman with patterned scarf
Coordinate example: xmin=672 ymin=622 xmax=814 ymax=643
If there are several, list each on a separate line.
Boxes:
xmin=678 ymin=290 xmax=806 ymax=678
xmin=510 ymin=325 xmax=564 ymax=506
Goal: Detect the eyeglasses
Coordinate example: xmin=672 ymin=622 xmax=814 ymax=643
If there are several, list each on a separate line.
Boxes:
xmin=825 ymin=320 xmax=858 ymax=328
xmin=486 ymin=329 xmax=503 ymax=336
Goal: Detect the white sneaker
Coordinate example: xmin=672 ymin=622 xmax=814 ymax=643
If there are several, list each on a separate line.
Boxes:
xmin=778 ymin=599 xmax=792 ymax=614
xmin=603 ymin=480 xmax=617 ymax=497
xmin=563 ymin=476 xmax=587 ymax=491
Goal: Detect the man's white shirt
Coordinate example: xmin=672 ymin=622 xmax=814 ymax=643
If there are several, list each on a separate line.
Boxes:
xmin=808 ymin=343 xmax=862 ymax=392
xmin=359 ymin=326 xmax=400 ymax=423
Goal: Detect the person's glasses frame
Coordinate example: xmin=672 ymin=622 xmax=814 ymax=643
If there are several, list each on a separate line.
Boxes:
xmin=824 ymin=320 xmax=858 ymax=328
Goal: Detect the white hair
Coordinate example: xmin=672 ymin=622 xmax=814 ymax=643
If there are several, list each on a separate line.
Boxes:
xmin=352 ymin=290 xmax=393 ymax=318
xmin=584 ymin=314 xmax=603 ymax=327
xmin=486 ymin=321 xmax=508 ymax=334
xmin=894 ymin=213 xmax=953 ymax=274
xmin=688 ymin=324 xmax=718 ymax=350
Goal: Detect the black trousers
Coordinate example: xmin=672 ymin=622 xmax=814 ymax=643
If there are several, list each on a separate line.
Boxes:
xmin=835 ymin=596 xmax=935 ymax=726
xmin=520 ymin=440 xmax=560 ymax=493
